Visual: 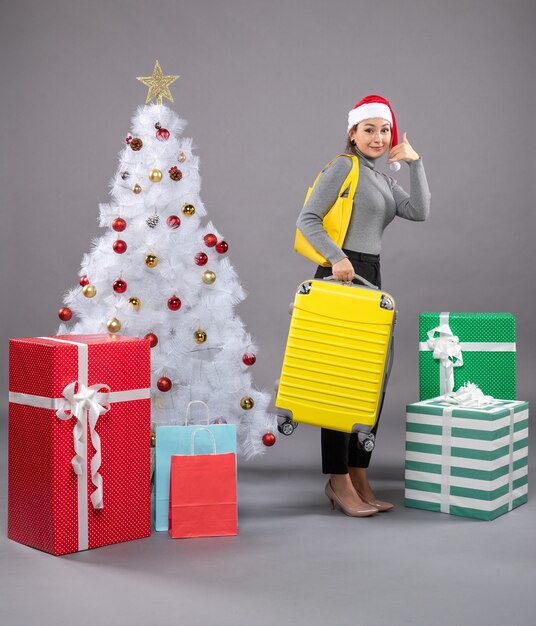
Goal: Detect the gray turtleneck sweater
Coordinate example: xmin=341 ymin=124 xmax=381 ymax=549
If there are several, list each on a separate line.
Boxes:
xmin=296 ymin=150 xmax=431 ymax=264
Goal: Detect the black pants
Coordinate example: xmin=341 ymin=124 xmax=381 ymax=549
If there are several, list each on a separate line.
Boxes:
xmin=315 ymin=249 xmax=383 ymax=474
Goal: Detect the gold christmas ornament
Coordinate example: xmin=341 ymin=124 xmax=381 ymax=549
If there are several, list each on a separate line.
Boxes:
xmin=194 ymin=329 xmax=207 ymax=344
xmin=240 ymin=396 xmax=255 ymax=410
xmin=128 ymin=296 xmax=141 ymax=310
xmin=107 ymin=317 xmax=121 ymax=333
xmin=202 ymin=270 xmax=216 ymax=285
xmin=82 ymin=284 xmax=97 ymax=298
xmin=145 ymin=253 xmax=159 ymax=268
xmin=149 ymin=168 xmax=163 ymax=182
xmin=182 ymin=203 xmax=195 ymax=216
xmin=133 ymin=184 xmax=142 ymax=194
xmin=178 ymin=151 xmax=187 ymax=163
xmin=136 ymin=60 xmax=180 ymax=105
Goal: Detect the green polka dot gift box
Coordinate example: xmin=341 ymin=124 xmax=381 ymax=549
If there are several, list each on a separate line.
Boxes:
xmin=419 ymin=312 xmax=516 ymax=401
xmin=405 ymin=397 xmax=528 ymax=521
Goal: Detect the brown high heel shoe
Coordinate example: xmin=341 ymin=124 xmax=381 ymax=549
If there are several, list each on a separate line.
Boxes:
xmin=354 ymin=488 xmax=394 ymax=512
xmin=324 ymin=481 xmax=378 ymax=517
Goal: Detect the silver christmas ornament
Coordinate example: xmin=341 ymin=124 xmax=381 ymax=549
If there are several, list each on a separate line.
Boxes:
xmin=146 ymin=213 xmax=160 ymax=228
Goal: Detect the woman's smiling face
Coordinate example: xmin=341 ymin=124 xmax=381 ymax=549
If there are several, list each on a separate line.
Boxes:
xmin=349 ymin=118 xmax=392 ymax=159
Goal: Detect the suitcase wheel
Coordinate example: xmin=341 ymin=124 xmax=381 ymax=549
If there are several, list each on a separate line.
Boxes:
xmin=357 ymin=432 xmax=375 ymax=452
xmin=278 ymin=419 xmax=296 ymax=436
xmin=362 ymin=438 xmax=375 ymax=453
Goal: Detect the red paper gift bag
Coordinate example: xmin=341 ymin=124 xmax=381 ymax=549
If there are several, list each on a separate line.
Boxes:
xmin=8 ymin=334 xmax=151 ymax=555
xmin=168 ymin=428 xmax=237 ymax=538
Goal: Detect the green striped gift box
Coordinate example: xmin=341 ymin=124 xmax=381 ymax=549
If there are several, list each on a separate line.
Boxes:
xmin=405 ymin=398 xmax=529 ymax=520
xmin=419 ymin=312 xmax=516 ymax=401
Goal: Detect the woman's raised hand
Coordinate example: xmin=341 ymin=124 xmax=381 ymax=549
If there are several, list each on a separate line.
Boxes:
xmin=388 ymin=131 xmax=420 ymax=164
xmin=332 ymin=257 xmax=355 ymax=282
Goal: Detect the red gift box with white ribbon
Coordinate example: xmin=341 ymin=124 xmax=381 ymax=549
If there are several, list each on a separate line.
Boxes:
xmin=8 ymin=334 xmax=151 ymax=556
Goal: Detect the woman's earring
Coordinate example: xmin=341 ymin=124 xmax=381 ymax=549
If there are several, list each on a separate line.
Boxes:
xmin=351 ymin=139 xmax=356 ymax=146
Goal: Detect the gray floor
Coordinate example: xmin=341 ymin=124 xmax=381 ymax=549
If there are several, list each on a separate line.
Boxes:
xmin=1 ymin=416 xmax=535 ymax=626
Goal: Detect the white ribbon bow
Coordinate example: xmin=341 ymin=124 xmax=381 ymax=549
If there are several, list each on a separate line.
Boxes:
xmin=427 ymin=323 xmax=464 ymax=394
xmin=441 ymin=382 xmax=495 ymax=408
xmin=56 ymin=381 xmax=111 ymax=509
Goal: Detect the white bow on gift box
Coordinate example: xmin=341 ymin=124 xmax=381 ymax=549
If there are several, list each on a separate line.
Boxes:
xmin=442 ymin=382 xmax=496 ymax=408
xmin=425 ymin=322 xmax=464 ymax=395
xmin=56 ymin=381 xmax=111 ymax=510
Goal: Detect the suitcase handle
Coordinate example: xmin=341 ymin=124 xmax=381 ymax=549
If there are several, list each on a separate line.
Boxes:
xmin=323 ymin=273 xmax=379 ymax=290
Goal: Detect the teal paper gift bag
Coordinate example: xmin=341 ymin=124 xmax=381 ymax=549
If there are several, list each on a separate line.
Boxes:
xmin=154 ymin=402 xmax=237 ymax=531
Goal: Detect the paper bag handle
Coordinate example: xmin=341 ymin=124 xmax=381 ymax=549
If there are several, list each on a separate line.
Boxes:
xmin=189 ymin=427 xmax=217 ymax=455
xmin=185 ymin=400 xmax=210 ymax=425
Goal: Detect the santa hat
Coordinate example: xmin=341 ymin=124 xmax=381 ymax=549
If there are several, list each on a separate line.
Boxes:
xmin=347 ymin=94 xmax=400 ymax=170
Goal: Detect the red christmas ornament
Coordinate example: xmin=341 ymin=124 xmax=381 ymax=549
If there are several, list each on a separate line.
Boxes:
xmin=156 ymin=127 xmax=170 ymax=141
xmin=144 ymin=332 xmax=158 ymax=348
xmin=166 ymin=215 xmax=181 ymax=229
xmin=157 ymin=377 xmax=172 ymax=392
xmin=125 ymin=135 xmax=132 ymax=144
xmin=112 ymin=217 xmax=126 ymax=232
xmin=216 ymin=240 xmax=229 ymax=254
xmin=242 ymin=353 xmax=257 ymax=366
xmin=79 ymin=275 xmax=89 ymax=287
xmin=262 ymin=433 xmax=276 ymax=447
xmin=195 ymin=252 xmax=208 ymax=266
xmin=113 ymin=239 xmax=127 ymax=254
xmin=204 ymin=233 xmax=217 ymax=248
xmin=113 ymin=278 xmax=127 ymax=293
xmin=58 ymin=307 xmax=72 ymax=321
xmin=167 ymin=296 xmax=182 ymax=311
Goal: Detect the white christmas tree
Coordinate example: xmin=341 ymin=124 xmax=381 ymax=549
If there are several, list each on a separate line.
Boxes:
xmin=57 ymin=61 xmax=277 ymax=457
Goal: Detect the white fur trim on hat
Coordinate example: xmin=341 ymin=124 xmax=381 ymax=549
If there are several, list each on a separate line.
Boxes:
xmin=347 ymin=103 xmax=393 ymax=132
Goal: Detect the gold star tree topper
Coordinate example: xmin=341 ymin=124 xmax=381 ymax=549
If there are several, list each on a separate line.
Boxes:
xmin=137 ymin=60 xmax=180 ymax=105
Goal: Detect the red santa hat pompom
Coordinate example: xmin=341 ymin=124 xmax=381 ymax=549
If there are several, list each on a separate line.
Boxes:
xmin=348 ymin=94 xmax=401 ymax=171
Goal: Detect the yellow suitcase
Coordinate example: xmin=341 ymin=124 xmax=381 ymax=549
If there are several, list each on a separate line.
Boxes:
xmin=275 ymin=274 xmax=396 ymax=451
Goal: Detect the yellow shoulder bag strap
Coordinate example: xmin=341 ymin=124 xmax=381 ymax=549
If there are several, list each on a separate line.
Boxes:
xmin=294 ymin=154 xmax=359 ymax=267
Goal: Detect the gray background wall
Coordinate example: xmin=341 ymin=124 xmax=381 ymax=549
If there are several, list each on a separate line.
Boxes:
xmin=1 ymin=0 xmax=534 ymax=464
xmin=1 ymin=2 xmax=535 ymax=625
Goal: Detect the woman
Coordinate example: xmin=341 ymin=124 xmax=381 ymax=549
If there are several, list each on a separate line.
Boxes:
xmin=296 ymin=94 xmax=431 ymax=517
